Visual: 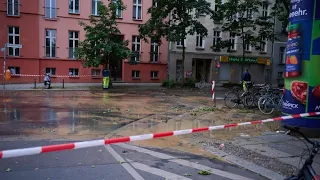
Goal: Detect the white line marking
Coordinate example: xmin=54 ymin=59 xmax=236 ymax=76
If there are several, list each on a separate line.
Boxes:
xmin=116 ymin=143 xmax=254 ymax=180
xmin=104 ymin=145 xmax=145 ymax=180
xmin=127 ymin=159 xmax=192 ymax=180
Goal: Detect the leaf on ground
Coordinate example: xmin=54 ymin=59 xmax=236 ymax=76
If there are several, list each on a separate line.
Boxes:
xmin=35 ymin=168 xmax=38 ymax=170
xmin=54 ymin=157 xmax=59 ymax=160
xmin=118 ymin=161 xmax=124 ymax=164
xmin=198 ymin=170 xmax=211 ymax=175
xmin=92 ymin=165 xmax=95 ymax=168
xmin=78 ymin=163 xmax=82 ymax=165
xmin=184 ymin=173 xmax=192 ymax=176
xmin=98 ymin=149 xmax=102 ymax=152
xmin=6 ymin=168 xmax=12 ymax=172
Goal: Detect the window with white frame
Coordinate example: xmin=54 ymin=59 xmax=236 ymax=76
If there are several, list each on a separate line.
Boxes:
xmin=69 ymin=68 xmax=79 ymax=76
xmin=46 ymin=68 xmax=56 ymax=75
xmin=213 ymin=31 xmax=221 ymax=47
xmin=132 ymin=70 xmax=140 ymax=78
xmin=244 ymin=34 xmax=252 ymax=51
xmin=45 ymin=29 xmax=56 ymax=58
xmin=176 ymin=39 xmax=185 ymax=47
xmin=7 ymin=0 xmax=19 ymax=16
xmin=229 ymin=32 xmax=237 ymax=50
xmin=150 ymin=71 xmax=158 ymax=78
xmin=8 ymin=66 xmax=20 ymax=75
xmin=152 ymin=0 xmax=157 ymax=7
xmin=91 ymin=69 xmax=101 ymax=76
xmin=214 ymin=0 xmax=219 ymax=11
xmin=92 ymin=0 xmax=100 ymax=15
xmin=132 ymin=36 xmax=140 ymax=62
xmin=8 ymin=26 xmax=20 ymax=56
xmin=69 ymin=31 xmax=79 ymax=59
xmin=150 ymin=39 xmax=159 ymax=62
xmin=260 ymin=37 xmax=267 ymax=52
xmin=112 ymin=0 xmax=122 ymax=18
xmin=69 ymin=0 xmax=79 ymax=14
xmin=262 ymin=2 xmax=268 ymax=17
xmin=196 ymin=34 xmax=205 ymax=48
xmin=247 ymin=9 xmax=253 ymax=19
xmin=133 ymin=0 xmax=142 ymax=20
xmin=279 ymin=47 xmax=286 ymax=64
xmin=45 ymin=0 xmax=56 ymax=19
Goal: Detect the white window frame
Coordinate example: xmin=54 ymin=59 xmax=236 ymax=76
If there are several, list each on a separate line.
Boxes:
xmin=153 ymin=0 xmax=157 ymax=7
xmin=150 ymin=40 xmax=159 ymax=62
xmin=247 ymin=9 xmax=253 ymax=19
xmin=8 ymin=66 xmax=20 ymax=75
xmin=69 ymin=68 xmax=79 ymax=76
xmin=45 ymin=29 xmax=56 ymax=58
xmin=69 ymin=0 xmax=80 ymax=14
xmin=45 ymin=0 xmax=56 ymax=19
xmin=262 ymin=2 xmax=269 ymax=17
xmin=176 ymin=39 xmax=186 ymax=47
xmin=132 ymin=36 xmax=140 ymax=62
xmin=279 ymin=47 xmax=286 ymax=64
xmin=7 ymin=0 xmax=19 ymax=16
xmin=92 ymin=0 xmax=100 ymax=15
xmin=45 ymin=67 xmax=56 ymax=75
xmin=244 ymin=34 xmax=252 ymax=52
xmin=196 ymin=34 xmax=205 ymax=48
xmin=151 ymin=71 xmax=158 ymax=78
xmin=133 ymin=0 xmax=142 ymax=20
xmin=69 ymin=31 xmax=79 ymax=59
xmin=132 ymin=70 xmax=140 ymax=78
xmin=213 ymin=30 xmax=221 ymax=46
xmin=260 ymin=37 xmax=267 ymax=52
xmin=112 ymin=0 xmax=122 ymax=18
xmin=91 ymin=69 xmax=101 ymax=76
xmin=229 ymin=32 xmax=237 ymax=51
xmin=8 ymin=26 xmax=20 ymax=56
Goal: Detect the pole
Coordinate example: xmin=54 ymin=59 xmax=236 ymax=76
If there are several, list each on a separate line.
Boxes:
xmin=2 ymin=44 xmax=6 ymax=90
xmin=269 ymin=15 xmax=276 ymax=85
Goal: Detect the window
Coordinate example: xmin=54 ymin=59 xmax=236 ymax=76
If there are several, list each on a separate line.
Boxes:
xmin=7 ymin=0 xmax=19 ymax=16
xmin=152 ymin=0 xmax=158 ymax=7
xmin=229 ymin=32 xmax=237 ymax=51
xmin=247 ymin=9 xmax=253 ymax=19
xmin=244 ymin=34 xmax=251 ymax=51
xmin=196 ymin=34 xmax=205 ymax=48
xmin=132 ymin=36 xmax=140 ymax=62
xmin=69 ymin=68 xmax=79 ymax=76
xmin=262 ymin=2 xmax=268 ymax=17
xmin=213 ymin=31 xmax=221 ymax=47
xmin=45 ymin=68 xmax=56 ymax=75
xmin=277 ymin=72 xmax=284 ymax=79
xmin=92 ymin=0 xmax=100 ymax=15
xmin=132 ymin=70 xmax=140 ymax=78
xmin=150 ymin=71 xmax=158 ymax=78
xmin=8 ymin=66 xmax=20 ymax=75
xmin=150 ymin=39 xmax=159 ymax=62
xmin=8 ymin=26 xmax=20 ymax=56
xmin=279 ymin=47 xmax=286 ymax=64
xmin=133 ymin=0 xmax=142 ymax=20
xmin=91 ymin=69 xmax=101 ymax=76
xmin=69 ymin=0 xmax=79 ymax=14
xmin=260 ymin=37 xmax=267 ymax=52
xmin=214 ymin=0 xmax=219 ymax=11
xmin=45 ymin=0 xmax=56 ymax=19
xmin=45 ymin=29 xmax=56 ymax=58
xmin=69 ymin=31 xmax=79 ymax=59
xmin=176 ymin=39 xmax=185 ymax=47
xmin=112 ymin=0 xmax=122 ymax=18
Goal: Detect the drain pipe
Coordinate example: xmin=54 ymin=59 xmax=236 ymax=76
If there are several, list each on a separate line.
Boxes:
xmin=166 ymin=13 xmax=172 ymax=80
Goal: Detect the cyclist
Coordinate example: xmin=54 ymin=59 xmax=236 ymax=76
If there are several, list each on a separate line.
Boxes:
xmin=241 ymin=68 xmax=252 ymax=93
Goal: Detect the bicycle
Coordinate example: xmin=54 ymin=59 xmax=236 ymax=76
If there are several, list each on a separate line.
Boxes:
xmin=224 ymin=82 xmax=254 ymax=108
xmin=195 ymin=78 xmax=210 ymax=89
xmin=284 ymin=125 xmax=320 ymax=180
xmin=258 ymin=92 xmax=283 ymax=115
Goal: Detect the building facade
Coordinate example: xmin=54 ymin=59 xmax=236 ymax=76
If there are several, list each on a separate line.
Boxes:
xmin=168 ymin=0 xmax=286 ymax=85
xmin=0 ymin=0 xmax=168 ymax=84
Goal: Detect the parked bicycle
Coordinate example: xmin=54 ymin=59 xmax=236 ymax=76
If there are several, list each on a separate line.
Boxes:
xmin=258 ymin=88 xmax=284 ymax=115
xmin=224 ymin=81 xmax=257 ymax=108
xmin=284 ymin=125 xmax=320 ymax=180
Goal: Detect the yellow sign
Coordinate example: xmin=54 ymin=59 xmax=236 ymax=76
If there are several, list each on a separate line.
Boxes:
xmin=266 ymin=60 xmax=271 ymax=66
xmin=220 ymin=56 xmax=229 ymax=62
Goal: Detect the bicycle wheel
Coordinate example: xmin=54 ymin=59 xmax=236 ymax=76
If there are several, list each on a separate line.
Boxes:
xmin=224 ymin=91 xmax=239 ymax=108
xmin=258 ymin=97 xmax=275 ymax=115
xmin=253 ymin=92 xmax=261 ymax=108
xmin=243 ymin=94 xmax=254 ymax=108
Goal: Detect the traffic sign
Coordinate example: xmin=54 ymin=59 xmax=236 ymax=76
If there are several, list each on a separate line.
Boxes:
xmin=5 ymin=43 xmax=22 ymax=48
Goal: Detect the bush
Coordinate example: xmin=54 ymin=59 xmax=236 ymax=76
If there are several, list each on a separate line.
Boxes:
xmin=184 ymin=78 xmax=196 ymax=88
xmin=162 ymin=79 xmax=176 ymax=88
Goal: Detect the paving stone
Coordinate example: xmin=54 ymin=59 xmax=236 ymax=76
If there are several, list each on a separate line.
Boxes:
xmin=267 ymin=142 xmax=305 ymax=156
xmin=256 ymin=134 xmax=296 ymax=143
xmin=241 ymin=144 xmax=293 ymax=158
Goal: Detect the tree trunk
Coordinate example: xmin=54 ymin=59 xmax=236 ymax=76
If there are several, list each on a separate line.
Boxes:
xmin=181 ymin=41 xmax=185 ymax=86
xmin=241 ymin=32 xmax=245 ymax=77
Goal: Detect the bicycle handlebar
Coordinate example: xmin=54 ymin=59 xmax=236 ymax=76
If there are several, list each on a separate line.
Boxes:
xmin=283 ymin=125 xmax=314 ymax=145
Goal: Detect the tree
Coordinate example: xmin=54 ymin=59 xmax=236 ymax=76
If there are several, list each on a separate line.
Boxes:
xmin=212 ymin=0 xmax=276 ymax=74
xmin=138 ymin=0 xmax=214 ymax=84
xmin=272 ymin=0 xmax=290 ymax=34
xmin=77 ymin=1 xmax=133 ymax=68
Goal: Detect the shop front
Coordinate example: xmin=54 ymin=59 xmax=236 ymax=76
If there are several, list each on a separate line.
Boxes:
xmin=218 ymin=56 xmax=270 ymax=84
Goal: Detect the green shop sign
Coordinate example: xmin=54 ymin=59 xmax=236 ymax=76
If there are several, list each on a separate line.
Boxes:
xmin=228 ymin=57 xmax=257 ymax=63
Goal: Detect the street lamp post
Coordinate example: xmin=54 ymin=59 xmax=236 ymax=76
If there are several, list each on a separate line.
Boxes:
xmin=1 ymin=44 xmax=7 ymax=90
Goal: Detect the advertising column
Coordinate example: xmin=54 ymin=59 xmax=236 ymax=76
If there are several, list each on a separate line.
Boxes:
xmin=283 ymin=0 xmax=320 ymax=128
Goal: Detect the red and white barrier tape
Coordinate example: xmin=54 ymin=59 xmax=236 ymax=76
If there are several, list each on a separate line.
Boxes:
xmin=0 ymin=112 xmax=319 ymax=159
xmin=0 ymin=74 xmax=100 ymax=78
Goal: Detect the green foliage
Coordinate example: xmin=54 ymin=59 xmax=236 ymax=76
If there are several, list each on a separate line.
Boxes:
xmin=212 ymin=0 xmax=276 ymax=53
xmin=139 ymin=0 xmax=214 ymax=84
xmin=77 ymin=1 xmax=134 ymax=68
xmin=162 ymin=79 xmax=176 ymax=88
xmin=184 ymin=78 xmax=196 ymax=88
xmin=272 ymin=0 xmax=290 ymax=34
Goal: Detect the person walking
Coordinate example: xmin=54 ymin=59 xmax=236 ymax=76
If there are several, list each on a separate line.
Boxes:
xmin=102 ymin=67 xmax=110 ymax=89
xmin=241 ymin=68 xmax=252 ymax=92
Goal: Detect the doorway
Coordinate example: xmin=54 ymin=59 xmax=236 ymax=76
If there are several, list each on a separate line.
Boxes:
xmin=109 ymin=35 xmax=124 ymax=82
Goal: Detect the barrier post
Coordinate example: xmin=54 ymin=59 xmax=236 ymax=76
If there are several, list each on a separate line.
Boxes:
xmin=212 ymin=80 xmax=216 ymax=107
xmin=62 ymin=79 xmax=64 ymax=89
xmin=34 ymin=79 xmax=36 ymax=89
